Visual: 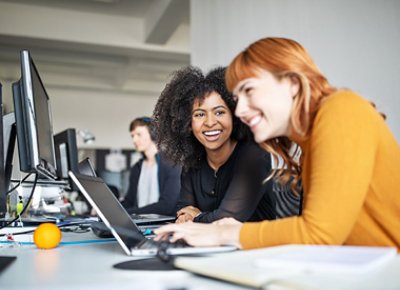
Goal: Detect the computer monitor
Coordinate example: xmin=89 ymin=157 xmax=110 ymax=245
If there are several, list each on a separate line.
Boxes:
xmin=12 ymin=50 xmax=57 ymax=180
xmin=54 ymin=128 xmax=79 ymax=180
xmin=2 ymin=112 xmax=16 ymax=190
xmin=0 ymin=82 xmax=19 ymax=218
xmin=54 ymin=128 xmax=80 ymax=190
xmin=0 ymin=82 xmax=5 ymax=217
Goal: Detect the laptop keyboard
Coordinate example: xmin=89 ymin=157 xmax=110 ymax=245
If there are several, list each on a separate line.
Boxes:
xmin=136 ymin=238 xmax=190 ymax=250
xmin=130 ymin=214 xmax=146 ymax=220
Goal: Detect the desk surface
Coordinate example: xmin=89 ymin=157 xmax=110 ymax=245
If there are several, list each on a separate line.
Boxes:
xmin=1 ymin=229 xmax=399 ymax=290
xmin=0 ymin=230 xmax=248 ymax=290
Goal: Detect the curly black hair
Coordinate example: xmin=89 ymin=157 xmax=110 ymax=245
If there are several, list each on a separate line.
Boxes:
xmin=153 ymin=66 xmax=251 ymax=170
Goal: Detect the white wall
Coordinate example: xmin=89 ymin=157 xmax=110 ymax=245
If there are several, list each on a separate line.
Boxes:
xmin=50 ymin=88 xmax=159 ymax=150
xmin=191 ymin=0 xmax=400 ymax=141
xmin=0 ymin=1 xmax=190 ymax=151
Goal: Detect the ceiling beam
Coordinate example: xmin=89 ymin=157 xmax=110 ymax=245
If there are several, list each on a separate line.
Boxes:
xmin=144 ymin=0 xmax=188 ymax=45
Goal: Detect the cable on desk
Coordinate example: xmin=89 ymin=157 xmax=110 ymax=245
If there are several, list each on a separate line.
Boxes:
xmin=0 ymin=239 xmax=116 ymax=246
xmin=0 ymin=173 xmax=38 ymax=230
xmin=0 ymin=229 xmax=35 ymax=237
xmin=0 ymin=219 xmax=96 ymax=237
xmin=6 ymin=173 xmax=33 ymax=195
xmin=59 ymin=239 xmax=116 ymax=245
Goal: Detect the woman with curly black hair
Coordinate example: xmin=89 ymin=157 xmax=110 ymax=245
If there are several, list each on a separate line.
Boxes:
xmin=153 ymin=66 xmax=276 ymax=223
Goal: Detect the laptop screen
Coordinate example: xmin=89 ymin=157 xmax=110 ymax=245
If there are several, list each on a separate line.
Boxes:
xmin=69 ymin=172 xmax=143 ymax=252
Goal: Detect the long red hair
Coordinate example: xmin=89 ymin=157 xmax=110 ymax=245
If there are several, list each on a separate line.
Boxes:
xmin=226 ymin=37 xmax=336 ymax=192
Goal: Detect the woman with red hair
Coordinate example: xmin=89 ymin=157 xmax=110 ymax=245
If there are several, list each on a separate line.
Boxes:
xmin=155 ymin=37 xmax=400 ymax=250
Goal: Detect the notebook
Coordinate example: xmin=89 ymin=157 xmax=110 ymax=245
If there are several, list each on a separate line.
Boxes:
xmin=174 ymin=245 xmax=398 ymax=288
xmin=68 ymin=171 xmax=236 ymax=257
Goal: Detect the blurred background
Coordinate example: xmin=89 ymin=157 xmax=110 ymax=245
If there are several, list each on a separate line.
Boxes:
xmin=0 ymin=0 xmax=399 ymax=199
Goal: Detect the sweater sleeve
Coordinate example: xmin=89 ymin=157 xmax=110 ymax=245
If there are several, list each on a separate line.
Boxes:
xmin=240 ymin=91 xmax=380 ymax=248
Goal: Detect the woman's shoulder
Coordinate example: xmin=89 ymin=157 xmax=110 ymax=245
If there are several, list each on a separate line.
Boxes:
xmin=318 ymin=90 xmax=379 ymax=121
xmin=230 ymin=141 xmax=271 ymax=175
xmin=237 ymin=139 xmax=265 ymax=152
xmin=321 ymin=90 xmax=371 ymax=112
xmin=236 ymin=140 xmax=270 ymax=161
xmin=157 ymin=153 xmax=182 ymax=171
xmin=313 ymin=90 xmax=386 ymax=142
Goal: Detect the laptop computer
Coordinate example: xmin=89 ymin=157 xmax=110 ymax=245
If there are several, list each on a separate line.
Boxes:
xmin=68 ymin=171 xmax=237 ymax=257
xmin=77 ymin=157 xmax=97 ymax=177
xmin=129 ymin=213 xmax=175 ymax=225
xmin=77 ymin=158 xmax=175 ymax=225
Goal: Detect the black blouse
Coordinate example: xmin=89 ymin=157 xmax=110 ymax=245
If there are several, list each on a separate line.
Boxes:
xmin=177 ymin=140 xmax=276 ymax=223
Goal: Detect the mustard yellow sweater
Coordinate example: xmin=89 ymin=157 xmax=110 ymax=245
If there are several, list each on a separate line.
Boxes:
xmin=240 ymin=91 xmax=400 ymax=250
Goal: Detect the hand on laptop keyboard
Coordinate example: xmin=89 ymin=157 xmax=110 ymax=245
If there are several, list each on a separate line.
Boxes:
xmin=138 ymin=237 xmax=189 ymax=250
xmin=156 ymin=239 xmax=190 ymax=262
xmin=159 ymin=238 xmax=190 ymax=249
xmin=135 ymin=237 xmax=190 ymax=262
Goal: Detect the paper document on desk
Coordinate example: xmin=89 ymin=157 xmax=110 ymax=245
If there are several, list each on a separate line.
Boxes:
xmin=254 ymin=245 xmax=397 ymax=273
xmin=174 ymin=245 xmax=397 ymax=288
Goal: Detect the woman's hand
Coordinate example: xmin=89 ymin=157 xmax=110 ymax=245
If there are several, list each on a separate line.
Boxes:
xmin=212 ymin=217 xmax=242 ymax=226
xmin=176 ymin=206 xmax=201 ymax=224
xmin=154 ymin=218 xmax=243 ymax=248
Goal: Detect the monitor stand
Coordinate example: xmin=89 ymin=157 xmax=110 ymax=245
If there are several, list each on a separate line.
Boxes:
xmin=113 ymin=258 xmax=176 ymax=271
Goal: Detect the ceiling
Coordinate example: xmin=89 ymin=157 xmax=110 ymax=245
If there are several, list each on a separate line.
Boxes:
xmin=0 ymin=0 xmax=191 ymax=97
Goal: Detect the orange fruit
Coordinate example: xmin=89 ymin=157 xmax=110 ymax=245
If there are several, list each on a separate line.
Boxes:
xmin=33 ymin=223 xmax=62 ymax=249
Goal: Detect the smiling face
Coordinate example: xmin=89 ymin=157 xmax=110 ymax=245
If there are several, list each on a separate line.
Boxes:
xmin=191 ymin=91 xmax=233 ymax=152
xmin=233 ymin=69 xmax=299 ymax=143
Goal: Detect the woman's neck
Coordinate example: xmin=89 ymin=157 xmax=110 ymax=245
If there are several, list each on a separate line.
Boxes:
xmin=206 ymin=139 xmax=238 ymax=171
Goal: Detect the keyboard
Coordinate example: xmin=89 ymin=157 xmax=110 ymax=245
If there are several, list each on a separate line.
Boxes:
xmin=136 ymin=238 xmax=190 ymax=250
xmin=91 ymin=223 xmax=158 ymax=238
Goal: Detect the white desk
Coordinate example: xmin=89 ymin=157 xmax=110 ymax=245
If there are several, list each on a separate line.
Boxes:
xmin=1 ymin=229 xmax=399 ymax=290
xmin=0 ymin=230 xmax=248 ymax=290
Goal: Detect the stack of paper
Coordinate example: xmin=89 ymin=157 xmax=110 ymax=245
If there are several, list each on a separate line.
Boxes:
xmin=254 ymin=245 xmax=397 ymax=273
xmin=174 ymin=245 xmax=398 ymax=289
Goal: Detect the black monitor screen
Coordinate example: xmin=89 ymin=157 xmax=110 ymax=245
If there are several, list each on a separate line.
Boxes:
xmin=12 ymin=50 xmax=57 ymax=180
xmin=54 ymin=128 xmax=79 ymax=190
xmin=31 ymin=61 xmax=55 ymax=170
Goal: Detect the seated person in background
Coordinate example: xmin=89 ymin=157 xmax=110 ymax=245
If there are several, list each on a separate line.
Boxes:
xmin=154 ymin=37 xmax=400 ymax=250
xmin=121 ymin=117 xmax=181 ymax=216
xmin=153 ymin=66 xmax=277 ymax=223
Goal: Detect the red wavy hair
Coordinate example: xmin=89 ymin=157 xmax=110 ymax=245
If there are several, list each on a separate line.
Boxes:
xmin=226 ymin=37 xmax=336 ymax=192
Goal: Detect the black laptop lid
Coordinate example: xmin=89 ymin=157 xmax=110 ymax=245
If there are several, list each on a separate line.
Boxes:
xmin=78 ymin=157 xmax=97 ymax=177
xmin=69 ymin=172 xmax=143 ymax=250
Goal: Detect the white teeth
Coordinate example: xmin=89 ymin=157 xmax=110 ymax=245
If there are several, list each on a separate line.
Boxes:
xmin=203 ymin=130 xmax=221 ymax=136
xmin=249 ymin=115 xmax=262 ymax=127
